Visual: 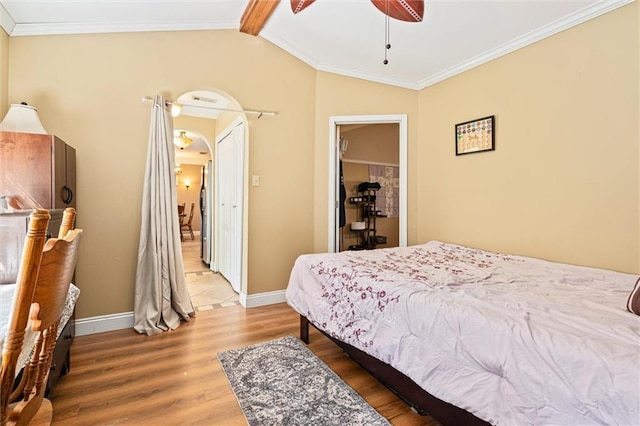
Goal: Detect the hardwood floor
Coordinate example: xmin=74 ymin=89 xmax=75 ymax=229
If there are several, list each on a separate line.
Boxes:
xmin=50 ymin=303 xmax=440 ymax=425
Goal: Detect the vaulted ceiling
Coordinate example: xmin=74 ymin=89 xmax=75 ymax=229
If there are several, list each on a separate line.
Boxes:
xmin=0 ymin=0 xmax=632 ymax=89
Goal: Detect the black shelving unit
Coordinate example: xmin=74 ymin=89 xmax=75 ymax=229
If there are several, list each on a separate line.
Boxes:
xmin=349 ymin=187 xmax=386 ymax=250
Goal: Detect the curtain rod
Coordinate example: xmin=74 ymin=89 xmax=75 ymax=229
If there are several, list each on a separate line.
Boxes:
xmin=141 ymin=96 xmax=277 ymax=118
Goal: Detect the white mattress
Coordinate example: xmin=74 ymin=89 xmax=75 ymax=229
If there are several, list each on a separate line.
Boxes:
xmin=286 ymin=241 xmax=640 ymax=425
xmin=0 ymin=283 xmax=79 ymax=375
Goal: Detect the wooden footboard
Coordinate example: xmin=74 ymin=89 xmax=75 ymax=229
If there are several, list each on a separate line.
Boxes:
xmin=299 ymin=314 xmax=489 ymax=426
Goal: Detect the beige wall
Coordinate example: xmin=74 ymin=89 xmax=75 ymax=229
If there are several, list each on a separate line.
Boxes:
xmin=176 ymin=164 xmax=202 ymax=235
xmin=417 ymin=3 xmax=639 ymax=273
xmin=0 ymin=28 xmax=8 ymax=119
xmin=312 ymin=72 xmax=420 ymax=253
xmin=7 ymin=30 xmax=316 ymax=318
xmin=342 ymin=123 xmax=399 ymax=164
xmin=3 ymin=3 xmax=638 ymax=321
xmin=216 ymin=109 xmax=243 ymax=136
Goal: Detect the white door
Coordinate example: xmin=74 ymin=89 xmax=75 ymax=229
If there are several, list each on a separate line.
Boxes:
xmin=217 ymin=136 xmax=232 ymax=284
xmin=216 ymin=123 xmax=244 ymax=293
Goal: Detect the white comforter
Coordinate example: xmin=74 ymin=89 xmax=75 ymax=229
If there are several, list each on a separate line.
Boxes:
xmin=286 ymin=241 xmax=640 ymax=425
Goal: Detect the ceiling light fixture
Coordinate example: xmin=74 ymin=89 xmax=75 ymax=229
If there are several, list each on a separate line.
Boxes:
xmin=171 ymin=103 xmax=183 ymax=117
xmin=174 ymin=130 xmax=193 ymax=149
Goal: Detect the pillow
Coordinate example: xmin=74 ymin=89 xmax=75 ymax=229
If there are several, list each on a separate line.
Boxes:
xmin=627 ymin=277 xmax=640 ymax=315
xmin=0 ymin=226 xmax=22 ymax=285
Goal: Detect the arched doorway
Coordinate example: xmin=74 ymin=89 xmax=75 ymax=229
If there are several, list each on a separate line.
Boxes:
xmin=173 ymin=88 xmax=249 ymax=304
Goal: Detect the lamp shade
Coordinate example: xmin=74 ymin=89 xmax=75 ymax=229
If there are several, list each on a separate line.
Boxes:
xmin=0 ymin=103 xmax=48 ymax=134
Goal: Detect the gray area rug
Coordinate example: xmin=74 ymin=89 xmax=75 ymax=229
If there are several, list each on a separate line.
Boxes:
xmin=217 ymin=335 xmax=390 ymax=426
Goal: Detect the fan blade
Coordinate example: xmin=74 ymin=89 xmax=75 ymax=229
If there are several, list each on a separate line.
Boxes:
xmin=370 ymin=0 xmax=424 ymax=22
xmin=291 ymin=0 xmax=316 ymax=14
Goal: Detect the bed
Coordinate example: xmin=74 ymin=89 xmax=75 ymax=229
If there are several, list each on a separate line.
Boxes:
xmin=0 ymin=283 xmax=80 ymax=386
xmin=286 ymin=241 xmax=640 ymax=425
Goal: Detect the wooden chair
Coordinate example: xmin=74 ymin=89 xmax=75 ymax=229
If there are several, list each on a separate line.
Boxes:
xmin=177 ymin=203 xmax=185 ymax=224
xmin=177 ymin=204 xmax=186 ymax=241
xmin=180 ymin=202 xmax=195 ymax=240
xmin=1 ymin=208 xmax=82 ymax=425
xmin=57 ymin=208 xmax=76 ymax=239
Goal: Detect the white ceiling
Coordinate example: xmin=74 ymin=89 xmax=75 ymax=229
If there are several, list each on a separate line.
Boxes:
xmin=176 ymin=90 xmax=231 ymax=120
xmin=0 ymin=0 xmax=631 ymax=90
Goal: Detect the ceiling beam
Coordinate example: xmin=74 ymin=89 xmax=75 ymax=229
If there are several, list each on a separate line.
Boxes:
xmin=239 ymin=0 xmax=281 ymax=36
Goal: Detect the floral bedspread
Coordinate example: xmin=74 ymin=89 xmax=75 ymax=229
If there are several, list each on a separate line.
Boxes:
xmin=285 ymin=241 xmax=640 ymax=426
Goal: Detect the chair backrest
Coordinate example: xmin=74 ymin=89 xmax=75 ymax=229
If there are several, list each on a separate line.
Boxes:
xmin=57 ymin=207 xmax=76 ymax=239
xmin=0 ymin=208 xmax=82 ymax=426
xmin=186 ymin=202 xmax=195 ymax=225
xmin=1 ymin=210 xmax=49 ymax=424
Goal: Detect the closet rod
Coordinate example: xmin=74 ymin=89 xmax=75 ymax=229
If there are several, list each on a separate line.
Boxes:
xmin=140 ymin=96 xmax=277 ymax=118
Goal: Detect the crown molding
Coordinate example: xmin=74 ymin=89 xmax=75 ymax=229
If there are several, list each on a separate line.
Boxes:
xmin=2 ymin=0 xmax=632 ymax=90
xmin=265 ymin=0 xmax=633 ymax=91
xmin=260 ymin=30 xmax=321 ymax=70
xmin=315 ymin=63 xmax=420 ymax=91
xmin=0 ymin=2 xmax=14 ymax=36
xmin=8 ymin=20 xmax=238 ymax=37
xmin=261 ymin=30 xmax=420 ymax=90
xmin=416 ymin=0 xmax=635 ymax=89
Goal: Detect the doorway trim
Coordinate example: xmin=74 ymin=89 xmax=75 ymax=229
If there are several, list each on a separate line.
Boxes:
xmin=328 ymin=114 xmax=408 ymax=252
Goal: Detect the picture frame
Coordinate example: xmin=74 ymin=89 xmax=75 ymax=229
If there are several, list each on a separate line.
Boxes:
xmin=455 ymin=115 xmax=495 ymax=156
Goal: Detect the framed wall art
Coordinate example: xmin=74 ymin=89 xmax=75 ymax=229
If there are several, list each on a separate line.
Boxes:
xmin=455 ymin=115 xmax=495 ymax=156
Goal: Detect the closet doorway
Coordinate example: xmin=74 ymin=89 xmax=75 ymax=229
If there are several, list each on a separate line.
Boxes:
xmin=328 ymin=115 xmax=408 ymax=253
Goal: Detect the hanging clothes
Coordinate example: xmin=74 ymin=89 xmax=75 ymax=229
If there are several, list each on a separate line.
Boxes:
xmin=339 ymin=160 xmax=346 ymax=228
xmin=134 ymin=94 xmax=194 ymax=336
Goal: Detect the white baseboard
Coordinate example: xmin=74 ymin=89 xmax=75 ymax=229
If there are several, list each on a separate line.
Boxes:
xmin=239 ymin=290 xmax=287 ymax=308
xmin=76 ymin=291 xmax=287 ymax=336
xmin=75 ymin=311 xmax=134 ymax=336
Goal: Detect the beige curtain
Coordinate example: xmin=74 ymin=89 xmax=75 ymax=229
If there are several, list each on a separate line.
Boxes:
xmin=134 ymin=94 xmax=194 ymax=336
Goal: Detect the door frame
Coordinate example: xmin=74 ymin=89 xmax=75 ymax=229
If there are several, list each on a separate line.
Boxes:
xmin=328 ymin=114 xmax=408 ymax=252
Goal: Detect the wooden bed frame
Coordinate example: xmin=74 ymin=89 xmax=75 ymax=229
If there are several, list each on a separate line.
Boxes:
xmin=299 ymin=315 xmax=490 ymax=426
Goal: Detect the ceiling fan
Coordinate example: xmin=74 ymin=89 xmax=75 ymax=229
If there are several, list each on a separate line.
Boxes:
xmin=290 ymin=0 xmax=424 ymax=22
xmin=240 ymin=0 xmax=424 ymax=64
xmin=291 ymin=0 xmax=424 ymax=64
